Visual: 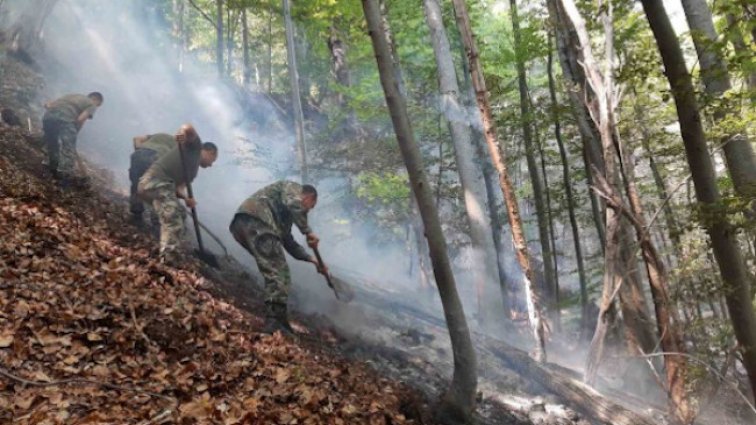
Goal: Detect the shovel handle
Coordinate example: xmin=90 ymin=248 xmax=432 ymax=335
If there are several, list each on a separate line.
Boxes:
xmin=177 ymin=140 xmax=206 ymax=255
xmin=312 ymin=246 xmax=340 ymax=300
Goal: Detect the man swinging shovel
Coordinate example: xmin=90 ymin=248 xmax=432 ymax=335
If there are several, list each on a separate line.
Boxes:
xmin=229 ymin=181 xmax=352 ymax=334
xmin=137 ymin=124 xmax=218 ymax=267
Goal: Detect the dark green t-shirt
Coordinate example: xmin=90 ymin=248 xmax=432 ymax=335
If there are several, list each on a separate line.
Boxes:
xmin=140 ymin=133 xmax=175 ymax=157
xmin=45 ymin=94 xmax=97 ymax=123
xmin=144 ymin=138 xmax=202 ymax=187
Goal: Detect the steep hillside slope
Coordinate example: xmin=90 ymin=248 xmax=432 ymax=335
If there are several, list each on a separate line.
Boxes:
xmin=0 ymin=125 xmax=427 ymax=424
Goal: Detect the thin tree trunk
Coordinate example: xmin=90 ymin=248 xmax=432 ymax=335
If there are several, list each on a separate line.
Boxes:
xmin=423 ymin=0 xmax=504 ymax=325
xmin=242 ymin=8 xmax=251 ymax=86
xmin=216 ymin=0 xmax=224 ymax=77
xmin=226 ymin=8 xmax=233 ymax=76
xmin=459 ymin=40 xmax=512 ymax=302
xmin=613 ymin=134 xmax=694 ymax=423
xmin=548 ymin=39 xmax=588 ymax=330
xmin=681 ymin=0 xmax=756 ymax=205
xmin=640 ymin=0 xmax=756 ymax=404
xmin=452 ymin=0 xmax=546 ymax=362
xmin=583 ymin=144 xmax=606 ymax=252
xmin=510 ymin=0 xmax=557 ymax=322
xmin=172 ymin=0 xmax=186 ymax=72
xmin=282 ymin=0 xmax=308 ymax=182
xmin=267 ymin=0 xmax=273 ymax=93
xmin=534 ymin=111 xmax=561 ymax=330
xmin=362 ymin=1 xmax=478 ymax=420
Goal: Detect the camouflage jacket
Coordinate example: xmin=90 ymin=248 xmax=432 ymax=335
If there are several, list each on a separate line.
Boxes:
xmin=236 ymin=181 xmax=312 ymax=261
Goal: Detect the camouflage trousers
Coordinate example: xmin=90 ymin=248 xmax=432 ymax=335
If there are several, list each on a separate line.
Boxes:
xmin=138 ymin=181 xmax=186 ymax=264
xmin=128 ymin=148 xmax=159 ymax=217
xmin=230 ymin=214 xmax=290 ymax=306
xmin=43 ymin=117 xmax=78 ymax=178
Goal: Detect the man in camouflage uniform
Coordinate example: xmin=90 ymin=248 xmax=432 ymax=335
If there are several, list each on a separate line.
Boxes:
xmin=129 ymin=132 xmax=182 ymax=224
xmin=42 ymin=92 xmax=103 ymax=184
xmin=229 ymin=181 xmax=327 ymax=332
xmin=138 ymin=124 xmax=218 ymax=265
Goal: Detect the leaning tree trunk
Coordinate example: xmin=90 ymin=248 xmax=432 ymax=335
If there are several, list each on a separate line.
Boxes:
xmin=423 ymin=0 xmax=504 ymax=327
xmin=282 ymin=0 xmax=308 ymax=182
xmin=510 ymin=0 xmax=557 ymax=324
xmin=680 ymin=0 xmax=756 ymax=211
xmin=640 ymin=0 xmax=756 ymax=404
xmin=361 ymin=1 xmax=478 ymax=421
xmin=548 ymin=38 xmax=589 ymax=331
xmin=1 ymin=0 xmax=59 ymax=56
xmin=452 ymin=0 xmax=546 ymax=362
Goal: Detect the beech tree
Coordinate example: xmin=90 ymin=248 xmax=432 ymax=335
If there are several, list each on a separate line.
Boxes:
xmin=362 ymin=0 xmax=477 ymax=421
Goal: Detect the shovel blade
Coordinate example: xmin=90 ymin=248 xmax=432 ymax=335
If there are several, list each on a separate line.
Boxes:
xmin=329 ymin=275 xmax=355 ymax=303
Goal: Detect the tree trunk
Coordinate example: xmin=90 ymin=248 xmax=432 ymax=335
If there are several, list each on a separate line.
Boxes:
xmin=459 ymin=39 xmax=512 ymax=302
xmin=225 ymin=8 xmax=234 ymax=76
xmin=510 ymin=0 xmax=557 ymax=324
xmin=452 ymin=0 xmax=546 ymax=362
xmin=548 ymin=36 xmax=589 ymax=331
xmin=640 ymin=0 xmax=756 ymax=404
xmin=680 ymin=0 xmax=756 ymax=205
xmin=242 ymin=8 xmax=251 ymax=86
xmin=172 ymin=0 xmax=186 ymax=72
xmin=2 ymin=0 xmax=58 ymax=56
xmin=267 ymin=0 xmax=273 ymax=93
xmin=361 ymin=1 xmax=478 ymax=421
xmin=612 ymin=134 xmax=694 ymax=423
xmin=216 ymin=0 xmax=224 ymax=77
xmin=282 ymin=0 xmax=308 ymax=182
xmin=423 ymin=0 xmax=503 ymax=326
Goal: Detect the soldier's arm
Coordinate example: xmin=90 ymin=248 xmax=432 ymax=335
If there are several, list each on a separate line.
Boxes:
xmin=284 ymin=187 xmax=312 ymax=235
xmin=282 ymin=233 xmax=313 ymax=262
xmin=75 ymin=109 xmax=92 ymax=130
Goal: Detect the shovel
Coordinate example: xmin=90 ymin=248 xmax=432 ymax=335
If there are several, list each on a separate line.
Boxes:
xmin=312 ymin=246 xmax=354 ymax=302
xmin=177 ymin=141 xmax=220 ymax=269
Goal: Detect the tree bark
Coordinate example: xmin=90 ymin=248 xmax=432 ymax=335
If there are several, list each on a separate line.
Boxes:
xmin=640 ymin=0 xmax=756 ymax=404
xmin=548 ymin=37 xmax=588 ymax=331
xmin=362 ymin=1 xmax=478 ymax=420
xmin=423 ymin=0 xmax=504 ymax=326
xmin=216 ymin=0 xmax=224 ymax=77
xmin=680 ymin=0 xmax=756 ymax=205
xmin=282 ymin=0 xmax=308 ymax=182
xmin=452 ymin=0 xmax=547 ymax=362
xmin=510 ymin=0 xmax=557 ymax=323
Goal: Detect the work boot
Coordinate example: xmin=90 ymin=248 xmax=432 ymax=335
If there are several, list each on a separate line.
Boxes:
xmin=262 ymin=303 xmax=294 ymax=334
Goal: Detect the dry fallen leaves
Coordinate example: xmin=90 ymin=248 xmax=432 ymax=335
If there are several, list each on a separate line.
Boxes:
xmin=0 ymin=127 xmax=424 ymax=424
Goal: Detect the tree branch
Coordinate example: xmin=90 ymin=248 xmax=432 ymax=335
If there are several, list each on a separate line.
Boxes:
xmin=187 ymin=0 xmax=218 ymax=29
